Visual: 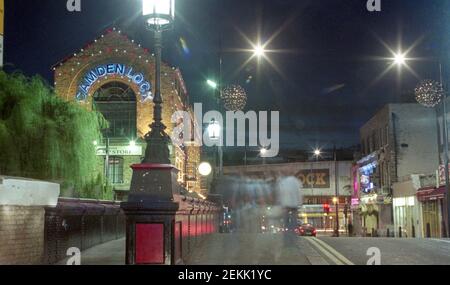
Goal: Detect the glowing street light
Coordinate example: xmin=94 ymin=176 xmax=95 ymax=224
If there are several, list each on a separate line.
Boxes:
xmin=206 ymin=79 xmax=218 ymax=89
xmin=314 ymin=149 xmax=321 ymax=157
xmin=142 ymin=0 xmax=175 ymax=27
xmin=332 ymin=197 xmax=338 ymax=204
xmin=393 ymin=52 xmax=406 ymax=66
xmin=198 ymin=162 xmax=212 ymax=177
xmin=253 ymin=44 xmax=266 ymax=58
xmin=207 ymin=119 xmax=221 ymax=140
xmin=260 ymin=147 xmax=268 ymax=156
xmin=129 ymin=140 xmax=136 ymax=147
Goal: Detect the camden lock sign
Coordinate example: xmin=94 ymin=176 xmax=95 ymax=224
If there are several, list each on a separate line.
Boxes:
xmin=295 ymin=169 xmax=330 ymax=188
xmin=76 ymin=63 xmax=152 ymax=101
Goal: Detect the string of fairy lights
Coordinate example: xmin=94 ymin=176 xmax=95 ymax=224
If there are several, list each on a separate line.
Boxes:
xmin=53 ymin=27 xmax=188 ymax=114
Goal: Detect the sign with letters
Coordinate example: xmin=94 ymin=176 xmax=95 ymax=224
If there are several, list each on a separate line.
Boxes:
xmin=96 ymin=145 xmax=142 ymax=156
xmin=76 ymin=63 xmax=152 ymax=101
xmin=295 ymin=169 xmax=330 ymax=189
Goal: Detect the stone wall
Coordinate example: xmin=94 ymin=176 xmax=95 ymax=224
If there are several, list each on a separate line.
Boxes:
xmin=0 ymin=206 xmax=45 ymax=265
xmin=0 ymin=176 xmax=59 ymax=265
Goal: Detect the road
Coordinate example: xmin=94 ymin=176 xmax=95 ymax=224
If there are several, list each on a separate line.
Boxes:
xmin=57 ymin=234 xmax=450 ymax=265
xmin=188 ymin=233 xmax=450 ymax=265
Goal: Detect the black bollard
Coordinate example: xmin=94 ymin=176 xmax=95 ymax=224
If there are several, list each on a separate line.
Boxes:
xmin=387 ymin=228 xmax=390 ymax=237
xmin=412 ymin=225 xmax=415 ymax=238
xmin=399 ymin=226 xmax=402 ymax=238
xmin=426 ymin=223 xmax=431 ymax=238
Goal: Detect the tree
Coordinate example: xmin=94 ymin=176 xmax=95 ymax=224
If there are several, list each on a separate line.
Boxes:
xmin=0 ymin=71 xmax=108 ymax=198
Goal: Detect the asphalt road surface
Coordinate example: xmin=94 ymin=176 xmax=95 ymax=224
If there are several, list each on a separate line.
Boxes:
xmin=188 ymin=234 xmax=450 ymax=265
xmin=57 ymin=234 xmax=450 ymax=265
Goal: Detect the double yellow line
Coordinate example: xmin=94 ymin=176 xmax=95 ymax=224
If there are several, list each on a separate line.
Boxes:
xmin=304 ymin=237 xmax=354 ymax=265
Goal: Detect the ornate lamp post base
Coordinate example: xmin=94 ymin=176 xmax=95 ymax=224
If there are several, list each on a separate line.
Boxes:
xmin=122 ymin=164 xmax=180 ymax=265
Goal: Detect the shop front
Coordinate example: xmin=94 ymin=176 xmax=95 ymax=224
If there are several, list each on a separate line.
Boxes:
xmin=417 ymin=186 xmax=446 ymax=238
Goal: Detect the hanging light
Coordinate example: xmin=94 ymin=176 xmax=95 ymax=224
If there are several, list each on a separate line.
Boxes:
xmin=415 ymin=79 xmax=444 ymax=108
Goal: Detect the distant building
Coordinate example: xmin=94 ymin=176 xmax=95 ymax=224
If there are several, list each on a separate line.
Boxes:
xmin=221 ymin=161 xmax=353 ymax=230
xmin=53 ymin=29 xmax=202 ymax=200
xmin=354 ymin=103 xmax=439 ymax=236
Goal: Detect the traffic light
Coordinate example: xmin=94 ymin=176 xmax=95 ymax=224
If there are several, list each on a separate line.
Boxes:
xmin=323 ymin=203 xmax=330 ymax=214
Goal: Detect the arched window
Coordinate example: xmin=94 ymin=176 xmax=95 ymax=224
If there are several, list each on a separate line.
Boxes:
xmin=93 ymin=82 xmax=137 ymax=139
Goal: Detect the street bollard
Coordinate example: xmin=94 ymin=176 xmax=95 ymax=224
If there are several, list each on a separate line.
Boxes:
xmin=426 ymin=223 xmax=431 ymax=238
xmin=399 ymin=226 xmax=402 ymax=238
xmin=386 ymin=228 xmax=390 ymax=237
xmin=412 ymin=225 xmax=415 ymax=238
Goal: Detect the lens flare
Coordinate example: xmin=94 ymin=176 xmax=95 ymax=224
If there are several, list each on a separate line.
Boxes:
xmin=179 ymin=37 xmax=190 ymax=55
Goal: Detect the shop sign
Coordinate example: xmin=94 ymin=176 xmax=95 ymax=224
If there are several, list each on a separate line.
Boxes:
xmin=76 ymin=63 xmax=152 ymax=101
xmin=96 ymin=145 xmax=142 ymax=156
xmin=295 ymin=169 xmax=330 ymax=188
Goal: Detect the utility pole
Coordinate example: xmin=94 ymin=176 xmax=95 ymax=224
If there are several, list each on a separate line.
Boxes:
xmin=334 ymin=146 xmax=340 ymax=237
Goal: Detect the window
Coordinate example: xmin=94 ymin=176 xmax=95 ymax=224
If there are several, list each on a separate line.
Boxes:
xmin=108 ymin=157 xmax=124 ymax=184
xmin=93 ymin=82 xmax=137 ymax=139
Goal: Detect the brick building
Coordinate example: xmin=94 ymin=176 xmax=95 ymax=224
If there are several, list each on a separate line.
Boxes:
xmin=354 ymin=103 xmax=439 ymax=235
xmin=53 ymin=28 xmax=202 ymax=199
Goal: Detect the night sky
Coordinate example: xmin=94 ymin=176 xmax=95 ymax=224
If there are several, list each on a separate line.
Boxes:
xmin=4 ymin=0 xmax=450 ymax=152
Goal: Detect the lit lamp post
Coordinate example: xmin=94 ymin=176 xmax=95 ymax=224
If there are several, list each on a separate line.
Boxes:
xmin=121 ymin=0 xmax=180 ymax=265
xmin=207 ymin=119 xmax=222 ymax=176
xmin=141 ymin=0 xmax=175 ymax=164
xmin=332 ymin=196 xmax=339 ymax=237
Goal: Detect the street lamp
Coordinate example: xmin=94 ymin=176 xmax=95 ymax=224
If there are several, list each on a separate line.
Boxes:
xmin=260 ymin=147 xmax=267 ymax=156
xmin=207 ymin=119 xmax=222 ymax=176
xmin=393 ymin=52 xmax=406 ymax=66
xmin=198 ymin=162 xmax=212 ymax=177
xmin=207 ymin=119 xmax=221 ymax=141
xmin=206 ymin=80 xmax=223 ymax=175
xmin=206 ymin=79 xmax=218 ymax=89
xmin=141 ymin=0 xmax=175 ymax=164
xmin=253 ymin=44 xmax=266 ymax=58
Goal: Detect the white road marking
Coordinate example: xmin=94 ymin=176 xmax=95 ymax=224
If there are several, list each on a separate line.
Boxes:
xmin=313 ymin=237 xmax=354 ymax=265
xmin=304 ymin=237 xmax=350 ymax=265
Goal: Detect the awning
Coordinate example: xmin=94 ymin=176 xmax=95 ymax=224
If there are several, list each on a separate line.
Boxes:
xmin=417 ymin=186 xmax=446 ymax=202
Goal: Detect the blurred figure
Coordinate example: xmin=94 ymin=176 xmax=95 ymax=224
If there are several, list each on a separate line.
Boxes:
xmin=275 ymin=173 xmax=303 ymax=246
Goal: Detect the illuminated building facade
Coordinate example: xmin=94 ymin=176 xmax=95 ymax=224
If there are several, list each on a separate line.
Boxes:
xmin=53 ymin=29 xmax=202 ymax=199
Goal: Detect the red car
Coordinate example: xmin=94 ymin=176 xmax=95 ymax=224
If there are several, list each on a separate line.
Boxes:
xmin=296 ymin=223 xmax=317 ymax=237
